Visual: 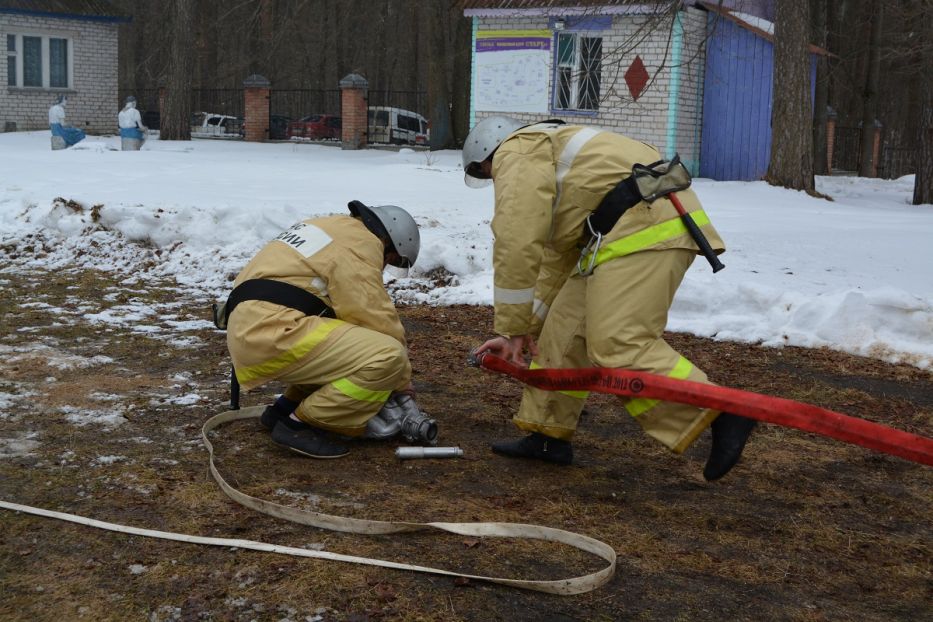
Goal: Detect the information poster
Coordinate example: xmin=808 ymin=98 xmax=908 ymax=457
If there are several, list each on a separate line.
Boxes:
xmin=474 ymin=30 xmax=552 ymax=113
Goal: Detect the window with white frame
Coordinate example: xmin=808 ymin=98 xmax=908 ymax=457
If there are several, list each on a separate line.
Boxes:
xmin=554 ymin=32 xmax=602 ymax=111
xmin=6 ymin=33 xmax=71 ymax=89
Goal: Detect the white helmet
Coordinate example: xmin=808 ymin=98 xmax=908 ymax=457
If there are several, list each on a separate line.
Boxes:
xmin=462 ymin=115 xmax=524 ymax=188
xmin=348 ymin=200 xmax=420 ymax=268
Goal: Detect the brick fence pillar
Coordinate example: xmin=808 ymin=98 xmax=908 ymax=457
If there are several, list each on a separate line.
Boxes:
xmin=243 ymin=74 xmax=271 ymax=142
xmin=825 ymin=107 xmax=837 ymax=175
xmin=339 ymin=73 xmax=368 ymax=150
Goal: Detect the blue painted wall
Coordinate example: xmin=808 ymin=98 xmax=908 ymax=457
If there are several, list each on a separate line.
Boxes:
xmin=700 ymin=15 xmax=774 ymax=181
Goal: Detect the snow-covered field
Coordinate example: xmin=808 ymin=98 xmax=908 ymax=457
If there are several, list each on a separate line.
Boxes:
xmin=1 ymin=131 xmax=931 ymax=368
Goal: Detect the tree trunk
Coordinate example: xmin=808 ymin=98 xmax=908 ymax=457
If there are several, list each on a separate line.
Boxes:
xmin=858 ymin=1 xmax=883 ymax=177
xmin=426 ymin=1 xmax=453 ymax=149
xmin=765 ymin=0 xmax=815 ymax=193
xmin=450 ymin=6 xmax=473 ymax=146
xmin=913 ymin=7 xmax=933 ymax=205
xmin=161 ymin=0 xmax=195 ymax=140
xmin=811 ymin=0 xmax=829 ymax=175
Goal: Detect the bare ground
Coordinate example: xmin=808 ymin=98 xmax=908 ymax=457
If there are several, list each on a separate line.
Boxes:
xmin=0 ymin=267 xmax=931 ymax=622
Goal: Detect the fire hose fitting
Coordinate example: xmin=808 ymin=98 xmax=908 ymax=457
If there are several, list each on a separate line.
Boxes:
xmin=364 ymin=393 xmax=438 ymax=446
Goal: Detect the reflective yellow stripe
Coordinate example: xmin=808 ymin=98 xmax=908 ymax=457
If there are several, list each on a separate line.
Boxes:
xmin=332 ymin=378 xmax=391 ymax=403
xmin=235 ymin=319 xmax=344 ymax=385
xmin=585 ymin=210 xmax=712 ymax=269
xmin=625 ymin=356 xmax=694 ymax=417
xmin=530 ymin=361 xmax=589 ymax=399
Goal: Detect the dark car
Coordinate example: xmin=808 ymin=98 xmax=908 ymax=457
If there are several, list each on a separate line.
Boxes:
xmin=287 ymin=114 xmax=341 ymax=140
xmin=269 ymin=114 xmax=291 ymax=140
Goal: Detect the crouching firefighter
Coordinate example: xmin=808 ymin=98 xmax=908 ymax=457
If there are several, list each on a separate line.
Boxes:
xmin=462 ymin=116 xmax=756 ymax=481
xmin=214 ymin=201 xmax=437 ymax=458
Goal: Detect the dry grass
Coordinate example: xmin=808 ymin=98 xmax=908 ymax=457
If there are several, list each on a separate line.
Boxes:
xmin=0 ymin=269 xmax=931 ymax=621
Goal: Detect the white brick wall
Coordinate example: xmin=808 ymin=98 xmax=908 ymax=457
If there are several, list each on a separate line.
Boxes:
xmin=473 ymin=8 xmax=707 ymax=171
xmin=1 ymin=13 xmax=118 ymax=133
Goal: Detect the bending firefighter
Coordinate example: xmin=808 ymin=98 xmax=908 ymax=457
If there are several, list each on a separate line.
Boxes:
xmin=222 ymin=201 xmax=436 ymax=458
xmin=464 ymin=116 xmax=756 ymax=481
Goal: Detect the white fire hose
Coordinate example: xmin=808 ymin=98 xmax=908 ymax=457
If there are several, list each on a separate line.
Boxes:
xmin=0 ymin=406 xmax=617 ymax=595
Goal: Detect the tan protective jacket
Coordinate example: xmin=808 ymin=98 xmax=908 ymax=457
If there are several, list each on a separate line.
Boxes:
xmin=490 ymin=124 xmax=725 ymax=338
xmin=227 ymin=215 xmax=406 ymax=390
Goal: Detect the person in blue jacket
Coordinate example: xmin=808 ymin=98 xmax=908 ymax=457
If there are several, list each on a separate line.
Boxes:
xmin=48 ymin=95 xmax=86 ymax=147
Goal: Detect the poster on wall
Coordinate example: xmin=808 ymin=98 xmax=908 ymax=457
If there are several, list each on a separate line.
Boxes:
xmin=474 ymin=30 xmax=551 ymax=113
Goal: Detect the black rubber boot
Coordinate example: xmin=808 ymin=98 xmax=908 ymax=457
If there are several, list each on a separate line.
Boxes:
xmin=271 ymin=417 xmax=349 ymax=459
xmin=703 ymin=413 xmax=757 ymax=481
xmin=491 ymin=432 xmax=573 ymax=465
xmin=260 ymin=405 xmax=289 ymax=430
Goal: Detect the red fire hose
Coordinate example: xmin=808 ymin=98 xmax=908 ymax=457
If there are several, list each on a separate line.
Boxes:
xmin=470 ymin=352 xmax=933 ymax=467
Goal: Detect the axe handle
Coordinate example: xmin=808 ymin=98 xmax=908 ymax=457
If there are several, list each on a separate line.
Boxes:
xmin=669 ymin=192 xmax=725 ymax=273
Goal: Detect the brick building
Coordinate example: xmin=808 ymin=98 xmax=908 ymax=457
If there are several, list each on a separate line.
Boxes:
xmin=462 ymin=1 xmax=709 ymax=175
xmin=0 ymin=0 xmax=127 ymax=134
xmin=462 ymin=1 xmax=822 ymax=181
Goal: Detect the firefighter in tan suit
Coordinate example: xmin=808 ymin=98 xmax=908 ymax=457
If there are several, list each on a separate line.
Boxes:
xmin=226 ymin=201 xmax=432 ymax=458
xmin=464 ymin=117 xmax=756 ymax=481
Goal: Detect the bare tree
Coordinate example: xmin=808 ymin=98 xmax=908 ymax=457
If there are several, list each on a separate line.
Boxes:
xmin=765 ymin=0 xmax=816 ymax=193
xmin=161 ymin=0 xmax=195 ymax=140
xmin=857 ymin=1 xmax=883 ymax=177
xmin=811 ymin=0 xmax=829 ymax=174
xmin=913 ymin=4 xmax=932 ymax=205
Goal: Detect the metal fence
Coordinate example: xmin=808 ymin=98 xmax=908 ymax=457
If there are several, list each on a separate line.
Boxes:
xmin=117 ymin=88 xmax=244 ymax=132
xmin=270 ymin=89 xmax=341 ymax=120
xmin=367 ymin=90 xmax=427 ymax=116
xmin=115 ymin=86 xmax=429 ymax=145
xmin=191 ymin=88 xmax=243 ymax=118
xmin=832 ymin=126 xmax=861 ymax=173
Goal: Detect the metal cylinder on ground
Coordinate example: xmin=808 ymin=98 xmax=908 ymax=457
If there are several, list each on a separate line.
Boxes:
xmin=395 ymin=446 xmax=463 ymax=459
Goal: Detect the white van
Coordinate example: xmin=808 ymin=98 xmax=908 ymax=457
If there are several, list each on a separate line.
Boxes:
xmin=190 ymin=112 xmax=243 ymax=138
xmin=367 ymin=106 xmax=428 ymax=146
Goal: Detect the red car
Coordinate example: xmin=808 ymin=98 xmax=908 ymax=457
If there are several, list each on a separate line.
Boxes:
xmin=287 ymin=114 xmax=341 ymax=140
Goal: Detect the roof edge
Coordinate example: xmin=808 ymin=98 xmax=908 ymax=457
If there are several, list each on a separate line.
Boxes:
xmin=0 ymin=7 xmax=130 ymax=23
xmin=697 ymin=1 xmax=832 ymax=57
xmin=464 ymin=3 xmax=676 ymax=17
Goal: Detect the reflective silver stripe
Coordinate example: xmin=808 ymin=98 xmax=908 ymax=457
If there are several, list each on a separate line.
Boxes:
xmin=555 ymin=127 xmax=600 ymax=204
xmin=532 ymin=298 xmax=549 ymax=321
xmin=494 ymin=286 xmax=535 ymax=305
xmin=552 ymin=127 xmax=600 ymax=238
xmin=274 ymin=223 xmax=332 ymax=258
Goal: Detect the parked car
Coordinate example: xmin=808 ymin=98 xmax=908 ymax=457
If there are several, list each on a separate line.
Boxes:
xmin=287 ymin=114 xmax=342 ymax=140
xmin=191 ymin=112 xmax=243 ymax=138
xmin=367 ymin=106 xmax=428 ymax=145
xmin=269 ymin=114 xmax=292 ymax=140
xmin=242 ymin=114 xmax=292 ymax=140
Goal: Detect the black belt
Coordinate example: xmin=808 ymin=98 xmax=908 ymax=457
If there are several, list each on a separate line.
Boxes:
xmin=584 ymin=175 xmax=642 ymax=237
xmin=223 ymin=278 xmax=335 ymax=324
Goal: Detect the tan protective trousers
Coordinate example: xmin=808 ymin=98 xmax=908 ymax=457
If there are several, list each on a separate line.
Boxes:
xmin=514 ymin=248 xmax=718 ymax=453
xmin=276 ymin=324 xmax=411 ymax=437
